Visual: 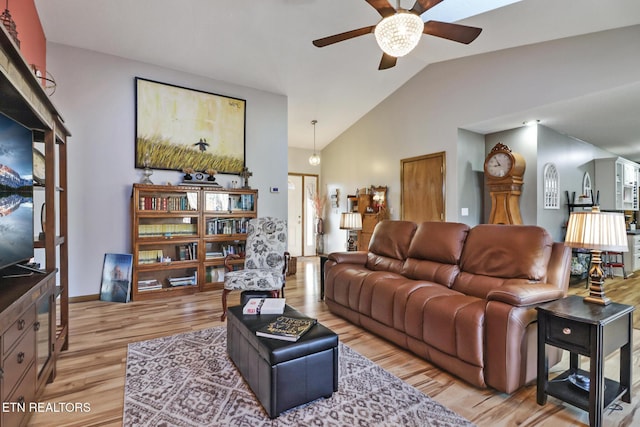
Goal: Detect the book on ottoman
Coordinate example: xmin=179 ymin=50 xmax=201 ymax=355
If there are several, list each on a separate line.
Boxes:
xmin=243 ymin=298 xmax=286 ymax=315
xmin=255 ymin=316 xmax=317 ymax=342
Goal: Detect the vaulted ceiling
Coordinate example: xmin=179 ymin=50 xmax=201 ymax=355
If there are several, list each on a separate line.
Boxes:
xmin=35 ymin=0 xmax=640 ymax=160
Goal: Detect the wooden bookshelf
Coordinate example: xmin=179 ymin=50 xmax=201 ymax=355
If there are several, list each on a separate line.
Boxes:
xmin=131 ymin=184 xmax=258 ymax=300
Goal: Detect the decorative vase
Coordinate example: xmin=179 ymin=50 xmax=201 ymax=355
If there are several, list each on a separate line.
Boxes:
xmin=316 ymin=217 xmax=324 ymax=235
xmin=316 ymin=234 xmax=325 ymax=255
xmin=184 ymin=173 xmax=193 ymax=180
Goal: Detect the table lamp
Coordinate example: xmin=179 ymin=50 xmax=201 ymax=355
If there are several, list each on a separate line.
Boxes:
xmin=564 ymin=206 xmax=628 ymax=305
xmin=339 ymin=212 xmax=362 ymax=251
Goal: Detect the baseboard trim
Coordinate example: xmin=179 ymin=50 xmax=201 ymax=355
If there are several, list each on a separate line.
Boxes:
xmin=70 ymin=294 xmax=100 ymax=303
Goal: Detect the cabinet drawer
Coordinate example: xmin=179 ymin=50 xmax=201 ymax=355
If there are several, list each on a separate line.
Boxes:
xmin=2 ymin=362 xmax=36 ymax=427
xmin=546 ymin=317 xmax=590 ymax=353
xmin=628 ymin=235 xmax=640 ymax=253
xmin=2 ymin=326 xmax=36 ymax=401
xmin=2 ymin=307 xmax=35 ymax=356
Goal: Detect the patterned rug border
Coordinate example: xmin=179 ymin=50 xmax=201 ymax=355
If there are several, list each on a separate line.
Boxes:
xmin=123 ymin=326 xmax=475 ymax=427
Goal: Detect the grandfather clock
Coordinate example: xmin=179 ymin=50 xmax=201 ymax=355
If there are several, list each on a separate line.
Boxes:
xmin=484 ymin=143 xmax=526 ymax=224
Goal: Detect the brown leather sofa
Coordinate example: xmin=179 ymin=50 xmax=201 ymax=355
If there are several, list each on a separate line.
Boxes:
xmin=324 ymin=220 xmax=572 ymax=393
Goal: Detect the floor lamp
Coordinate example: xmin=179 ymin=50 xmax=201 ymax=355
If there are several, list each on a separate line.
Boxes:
xmin=340 ymin=212 xmax=362 ymax=251
xmin=564 ymin=206 xmax=628 ymax=305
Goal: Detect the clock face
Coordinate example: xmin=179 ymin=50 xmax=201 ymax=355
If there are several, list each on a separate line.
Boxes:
xmin=486 ymin=152 xmax=513 ymax=177
xmin=194 ymin=172 xmax=205 ymax=181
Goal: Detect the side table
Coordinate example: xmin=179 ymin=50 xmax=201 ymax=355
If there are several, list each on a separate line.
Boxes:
xmin=536 ymin=295 xmax=634 ymax=427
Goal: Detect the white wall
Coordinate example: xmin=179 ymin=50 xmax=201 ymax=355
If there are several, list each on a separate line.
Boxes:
xmin=536 ymin=126 xmax=611 ymax=240
xmin=288 ymin=147 xmax=321 ymax=176
xmin=457 ymin=129 xmax=485 ymax=226
xmin=320 ymin=25 xmax=640 ymax=253
xmin=46 ymin=43 xmax=288 ymax=297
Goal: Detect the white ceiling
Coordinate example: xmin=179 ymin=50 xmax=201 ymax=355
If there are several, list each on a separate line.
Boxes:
xmin=34 ymin=0 xmax=640 ymax=159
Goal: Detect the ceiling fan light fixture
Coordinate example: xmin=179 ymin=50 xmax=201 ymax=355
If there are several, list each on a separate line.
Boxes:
xmin=374 ymin=11 xmax=423 ymax=57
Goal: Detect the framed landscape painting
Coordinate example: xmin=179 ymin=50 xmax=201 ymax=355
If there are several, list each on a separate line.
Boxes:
xmin=135 ymin=77 xmax=246 ymax=174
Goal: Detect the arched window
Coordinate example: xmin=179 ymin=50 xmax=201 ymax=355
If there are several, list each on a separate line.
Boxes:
xmin=543 ymin=163 xmax=559 ymax=209
xmin=582 ymin=172 xmax=592 ymax=201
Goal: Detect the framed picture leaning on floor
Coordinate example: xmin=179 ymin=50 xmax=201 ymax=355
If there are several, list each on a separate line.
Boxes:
xmin=100 ymin=253 xmax=133 ymax=303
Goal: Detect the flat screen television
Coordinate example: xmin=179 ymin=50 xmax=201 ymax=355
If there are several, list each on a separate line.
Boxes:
xmin=0 ymin=113 xmax=34 ymax=272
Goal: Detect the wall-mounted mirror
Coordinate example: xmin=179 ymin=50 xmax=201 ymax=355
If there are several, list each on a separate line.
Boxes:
xmin=371 ymin=186 xmax=387 ymax=212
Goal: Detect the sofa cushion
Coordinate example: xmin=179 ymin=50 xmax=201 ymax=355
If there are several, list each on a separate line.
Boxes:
xmin=359 ymin=275 xmax=433 ymax=330
xmin=324 ymin=263 xmax=370 ymax=311
xmin=404 ymin=286 xmax=485 ymax=367
xmin=453 ymin=224 xmax=553 ymax=299
xmin=365 ymin=220 xmax=417 ymax=274
xmin=401 ymin=222 xmax=469 ymax=287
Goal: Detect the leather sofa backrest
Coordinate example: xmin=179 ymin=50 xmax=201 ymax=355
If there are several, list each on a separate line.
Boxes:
xmin=453 ymin=224 xmax=554 ymax=298
xmin=401 ymin=221 xmax=470 ymax=287
xmin=366 ymin=220 xmax=417 ymax=274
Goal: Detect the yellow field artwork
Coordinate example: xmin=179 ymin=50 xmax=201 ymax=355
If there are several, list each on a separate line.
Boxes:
xmin=135 ymin=78 xmax=245 ymax=174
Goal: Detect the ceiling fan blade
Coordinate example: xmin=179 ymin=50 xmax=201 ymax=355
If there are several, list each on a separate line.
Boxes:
xmin=410 ymin=0 xmax=444 ymax=15
xmin=423 ymin=20 xmax=482 ymax=44
xmin=378 ymin=53 xmax=397 ymax=70
xmin=313 ymin=26 xmax=376 ymax=48
xmin=366 ymin=0 xmax=397 ymax=18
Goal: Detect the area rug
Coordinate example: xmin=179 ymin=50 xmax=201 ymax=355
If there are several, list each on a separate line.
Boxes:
xmin=123 ymin=326 xmax=474 ymax=427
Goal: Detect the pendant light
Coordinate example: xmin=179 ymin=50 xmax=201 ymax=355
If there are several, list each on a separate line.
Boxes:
xmin=308 ymin=119 xmax=320 ymax=166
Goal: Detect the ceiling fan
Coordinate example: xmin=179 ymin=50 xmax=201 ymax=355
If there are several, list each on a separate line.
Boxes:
xmin=312 ymin=0 xmax=483 ymax=70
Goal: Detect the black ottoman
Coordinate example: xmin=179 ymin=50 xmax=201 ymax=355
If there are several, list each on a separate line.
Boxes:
xmin=226 ymin=305 xmax=339 ymax=418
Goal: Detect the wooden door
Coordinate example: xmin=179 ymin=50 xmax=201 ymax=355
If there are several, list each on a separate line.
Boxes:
xmin=401 ymin=152 xmax=445 ymax=222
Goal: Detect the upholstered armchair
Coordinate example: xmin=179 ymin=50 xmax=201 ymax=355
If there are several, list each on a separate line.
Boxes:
xmin=220 ymin=217 xmax=289 ymax=321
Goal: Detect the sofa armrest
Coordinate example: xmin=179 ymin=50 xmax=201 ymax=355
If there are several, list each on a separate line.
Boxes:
xmin=328 ymin=251 xmax=368 ymax=265
xmin=487 ymin=284 xmax=565 ymax=306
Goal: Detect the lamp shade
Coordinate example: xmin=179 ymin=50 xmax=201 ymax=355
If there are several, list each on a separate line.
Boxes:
xmin=339 ymin=212 xmax=362 ymax=230
xmin=565 ymin=210 xmax=628 ymax=252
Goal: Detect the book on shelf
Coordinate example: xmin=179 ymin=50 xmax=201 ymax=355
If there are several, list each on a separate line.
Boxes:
xmin=138 ymin=249 xmax=163 ymax=264
xmin=168 ymin=273 xmax=197 ymax=287
xmin=255 ymin=316 xmax=317 ymax=342
xmin=243 ymin=298 xmax=286 ymax=315
xmin=206 ymin=251 xmax=224 ymax=259
xmin=175 ymin=243 xmax=198 ymax=261
xmin=206 ymin=267 xmax=225 ymax=282
xmin=138 ymin=194 xmax=197 ymax=211
xmin=137 ymin=279 xmax=162 ymax=291
xmin=206 ymin=218 xmax=250 ymax=235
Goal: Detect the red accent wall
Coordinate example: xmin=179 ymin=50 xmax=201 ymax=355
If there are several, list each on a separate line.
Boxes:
xmin=6 ymin=0 xmax=46 ymax=77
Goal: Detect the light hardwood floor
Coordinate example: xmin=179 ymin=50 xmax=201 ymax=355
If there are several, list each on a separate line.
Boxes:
xmin=29 ymin=258 xmax=639 ymax=427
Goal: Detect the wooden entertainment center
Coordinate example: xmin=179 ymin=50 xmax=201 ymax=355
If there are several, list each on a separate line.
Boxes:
xmin=0 ymin=24 xmax=70 ymax=426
